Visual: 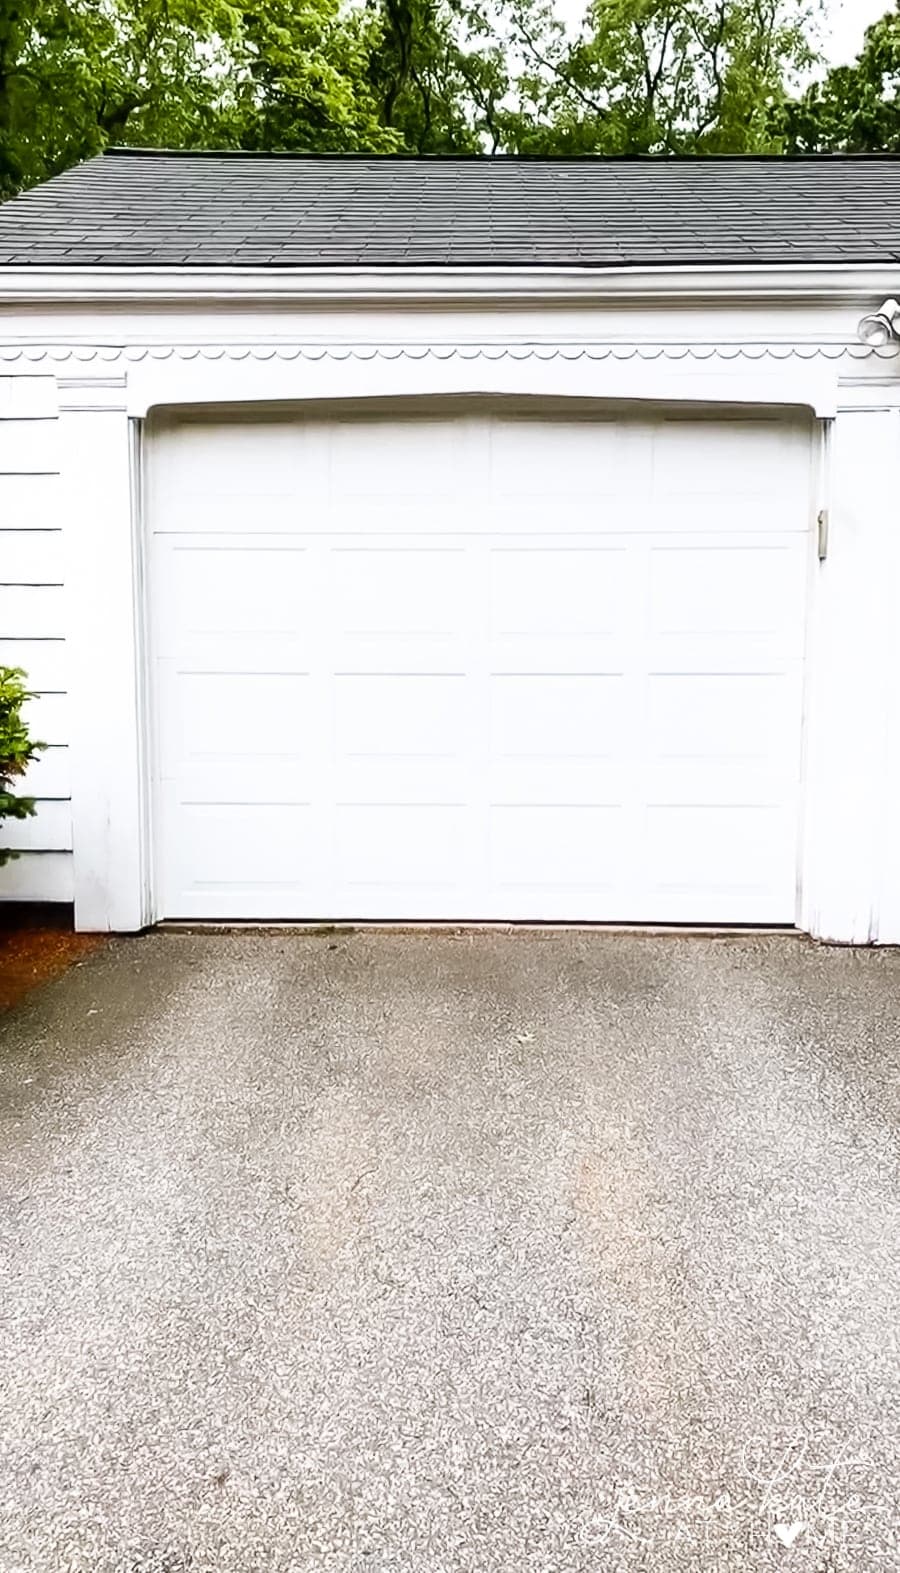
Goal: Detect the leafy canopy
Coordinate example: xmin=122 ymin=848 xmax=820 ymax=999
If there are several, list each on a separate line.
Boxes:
xmin=781 ymin=1 xmax=900 ymax=151
xmin=1 ymin=1 xmax=898 ymax=199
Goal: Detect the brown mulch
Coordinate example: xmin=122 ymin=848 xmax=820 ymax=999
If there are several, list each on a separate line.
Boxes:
xmin=0 ymin=907 xmax=105 ymax=1012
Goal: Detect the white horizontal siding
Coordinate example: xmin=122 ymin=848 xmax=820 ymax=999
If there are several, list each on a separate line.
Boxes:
xmin=1 ymin=530 xmax=63 ymax=585
xmin=2 ymin=799 xmax=72 ymax=851
xmin=0 ymin=379 xmax=71 ymax=903
xmin=21 ymin=691 xmax=68 ymax=743
xmin=0 ymin=852 xmax=73 ymax=902
xmin=0 ymin=473 xmax=62 ymax=529
xmin=20 ymin=745 xmax=69 ymax=799
xmin=0 ymin=376 xmax=57 ymax=419
xmin=0 ymin=639 xmax=66 ymax=692
xmin=0 ymin=585 xmax=65 ymax=638
xmin=0 ymin=419 xmax=59 ymax=474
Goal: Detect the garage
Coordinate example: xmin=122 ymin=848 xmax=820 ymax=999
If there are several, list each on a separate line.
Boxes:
xmin=147 ymin=405 xmax=812 ymax=924
xmin=3 ymin=150 xmax=898 ymax=940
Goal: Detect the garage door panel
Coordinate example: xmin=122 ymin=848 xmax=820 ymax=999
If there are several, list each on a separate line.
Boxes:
xmin=489 ymin=805 xmax=626 ymax=889
xmin=325 ymin=499 xmax=471 ymax=537
xmin=491 ymin=638 xmax=626 ymax=675
xmin=170 ymin=761 xmax=315 ymax=807
xmin=328 ymin=418 xmax=466 ymax=499
xmin=649 ymin=758 xmax=797 ymax=808
xmin=334 ymin=673 xmax=468 ymax=756
xmin=158 ymin=669 xmax=314 ymax=776
xmin=489 ymin=674 xmax=626 ymax=756
xmin=329 ymin=545 xmax=469 ymax=666
xmin=333 ymin=639 xmax=466 ymax=675
xmin=335 ymin=805 xmax=468 ymax=890
xmin=150 ymin=422 xmax=319 ymax=532
xmin=653 ymin=421 xmax=792 ymax=492
xmin=335 ymin=755 xmax=469 ymax=805
xmin=647 ymin=674 xmax=799 ymax=760
xmin=160 ymin=797 xmax=319 ymax=915
xmin=649 ymin=543 xmax=804 ymax=634
xmin=488 ymin=420 xmax=647 ymax=502
xmin=331 ymin=547 xmax=466 ymax=635
xmin=489 ymin=757 xmax=628 ymax=806
xmin=158 ymin=541 xmax=313 ymax=639
xmin=149 ymin=410 xmax=811 ymax=923
xmin=646 ymin=638 xmax=803 ymax=675
xmin=644 ymin=805 xmax=796 ymax=907
xmin=652 ymin=420 xmax=811 ymax=530
xmin=332 ymin=678 xmax=470 ymax=803
xmin=489 ymin=547 xmax=629 ymax=635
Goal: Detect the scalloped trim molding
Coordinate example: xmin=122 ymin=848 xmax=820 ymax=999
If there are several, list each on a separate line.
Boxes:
xmin=0 ymin=341 xmax=896 ymax=366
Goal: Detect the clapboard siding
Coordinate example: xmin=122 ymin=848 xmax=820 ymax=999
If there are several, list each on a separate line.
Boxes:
xmin=0 ymin=639 xmax=66 ymax=692
xmin=0 ymin=376 xmax=58 ymax=419
xmin=21 ymin=745 xmax=70 ymax=799
xmin=0 ymin=853 xmax=74 ymax=902
xmin=0 ymin=377 xmax=71 ymax=903
xmin=2 ymin=799 xmax=72 ymax=851
xmin=21 ymin=691 xmax=68 ymax=743
xmin=0 ymin=584 xmax=66 ymax=638
xmin=0 ymin=419 xmax=59 ymax=474
xmin=1 ymin=529 xmax=64 ymax=585
xmin=0 ymin=473 xmax=62 ymax=529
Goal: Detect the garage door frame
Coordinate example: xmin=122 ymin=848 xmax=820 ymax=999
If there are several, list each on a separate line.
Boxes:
xmin=58 ymin=349 xmax=896 ymax=942
xmin=136 ymin=385 xmax=824 ymax=931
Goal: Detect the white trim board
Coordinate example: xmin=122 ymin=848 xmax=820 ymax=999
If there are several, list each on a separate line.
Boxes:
xmin=3 ymin=262 xmax=900 ymax=306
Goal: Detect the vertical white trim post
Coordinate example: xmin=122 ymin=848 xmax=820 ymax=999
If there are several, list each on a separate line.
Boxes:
xmin=800 ymin=405 xmax=899 ymax=944
xmin=870 ymin=409 xmax=900 ymax=943
xmin=59 ymin=380 xmax=149 ymax=931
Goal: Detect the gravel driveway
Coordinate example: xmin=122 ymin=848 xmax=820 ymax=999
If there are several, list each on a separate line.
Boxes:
xmin=1 ymin=930 xmax=898 ymax=1572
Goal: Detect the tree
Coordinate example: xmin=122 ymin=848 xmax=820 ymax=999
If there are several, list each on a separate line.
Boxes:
xmin=210 ymin=0 xmax=400 ymax=153
xmin=0 ymin=0 xmax=838 ymax=201
xmin=0 ymin=0 xmax=399 ymax=199
xmin=365 ymin=0 xmax=510 ymax=153
xmin=0 ymin=0 xmax=242 ymax=199
xmin=509 ymin=0 xmax=821 ymax=154
xmin=781 ymin=3 xmax=900 ymax=152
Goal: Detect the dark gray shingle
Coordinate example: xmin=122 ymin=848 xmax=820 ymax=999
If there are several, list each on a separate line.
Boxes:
xmin=1 ymin=150 xmax=900 ymax=269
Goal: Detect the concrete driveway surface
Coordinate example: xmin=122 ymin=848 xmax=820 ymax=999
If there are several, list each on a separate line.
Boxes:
xmin=0 ymin=931 xmax=898 ymax=1573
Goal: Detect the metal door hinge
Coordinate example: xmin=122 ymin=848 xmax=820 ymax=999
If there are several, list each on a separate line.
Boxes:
xmin=817 ymin=508 xmax=829 ymax=562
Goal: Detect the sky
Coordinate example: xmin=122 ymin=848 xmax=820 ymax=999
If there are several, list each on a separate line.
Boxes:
xmin=551 ymin=1 xmax=893 ymax=65
xmin=825 ymin=0 xmax=893 ymax=63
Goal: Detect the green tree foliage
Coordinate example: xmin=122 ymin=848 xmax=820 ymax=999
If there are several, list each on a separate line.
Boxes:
xmin=219 ymin=1 xmax=399 ymax=153
xmin=781 ymin=3 xmax=900 ymax=151
xmin=4 ymin=0 xmax=899 ymax=200
xmin=510 ymin=0 xmax=819 ymax=153
xmin=367 ymin=0 xmax=514 ymax=152
xmin=0 ymin=668 xmax=45 ymax=867
xmin=0 ymin=0 xmax=238 ymax=197
xmin=0 ymin=0 xmax=399 ymax=195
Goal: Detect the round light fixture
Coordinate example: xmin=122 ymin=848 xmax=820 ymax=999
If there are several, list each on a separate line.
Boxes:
xmin=857 ymin=298 xmax=900 ymax=346
xmin=858 ymin=313 xmax=893 ymax=346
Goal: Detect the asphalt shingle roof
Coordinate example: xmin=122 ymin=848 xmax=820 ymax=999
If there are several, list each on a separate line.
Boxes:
xmin=1 ymin=149 xmax=900 ymax=269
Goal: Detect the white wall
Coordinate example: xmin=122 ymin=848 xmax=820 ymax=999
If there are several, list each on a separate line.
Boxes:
xmin=0 ymin=375 xmax=73 ymax=901
xmin=0 ymin=289 xmax=898 ymax=939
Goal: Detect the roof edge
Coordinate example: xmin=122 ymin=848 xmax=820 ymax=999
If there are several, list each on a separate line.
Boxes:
xmin=98 ymin=147 xmax=900 ymax=163
xmin=0 ymin=261 xmax=899 ymax=308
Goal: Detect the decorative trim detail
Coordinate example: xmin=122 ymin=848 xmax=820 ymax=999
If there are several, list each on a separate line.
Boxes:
xmin=56 ymin=373 xmax=129 ymax=388
xmin=0 ymin=341 xmax=897 ymax=366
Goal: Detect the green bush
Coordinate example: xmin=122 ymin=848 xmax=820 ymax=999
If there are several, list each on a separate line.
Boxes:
xmin=0 ymin=668 xmax=46 ymax=868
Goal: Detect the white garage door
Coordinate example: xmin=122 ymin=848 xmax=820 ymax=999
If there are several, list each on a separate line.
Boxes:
xmin=147 ymin=407 xmax=812 ymax=924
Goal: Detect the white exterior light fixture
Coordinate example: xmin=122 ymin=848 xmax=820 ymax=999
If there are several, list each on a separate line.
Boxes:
xmin=857 ymin=297 xmax=900 ymax=345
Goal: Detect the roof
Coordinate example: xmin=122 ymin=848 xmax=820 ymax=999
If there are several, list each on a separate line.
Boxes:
xmin=1 ymin=149 xmax=900 ymax=270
